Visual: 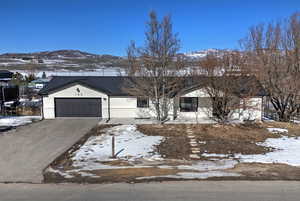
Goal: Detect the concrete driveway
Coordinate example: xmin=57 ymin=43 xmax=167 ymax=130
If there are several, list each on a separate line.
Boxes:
xmin=0 ymin=119 xmax=98 ymax=183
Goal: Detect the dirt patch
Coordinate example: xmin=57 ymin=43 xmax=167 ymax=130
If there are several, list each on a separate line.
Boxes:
xmin=192 ymin=123 xmax=277 ymax=142
xmin=90 ymin=167 xmax=179 ymax=182
xmin=44 ymin=167 xmax=180 ymax=183
xmin=191 ymin=124 xmax=279 ymax=155
xmin=44 ymin=123 xmax=300 ymax=183
xmin=227 ymin=163 xmax=300 ymax=180
xmin=138 ymin=123 xmax=280 ymax=158
xmin=137 ymin=124 xmax=191 ymax=159
xmin=16 ymin=106 xmax=41 ymax=116
xmin=262 ymin=121 xmax=300 ymax=137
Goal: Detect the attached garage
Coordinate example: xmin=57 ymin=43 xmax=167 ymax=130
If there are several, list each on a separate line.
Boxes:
xmin=55 ymin=98 xmax=102 ymax=117
xmin=39 ymin=77 xmax=113 ymax=119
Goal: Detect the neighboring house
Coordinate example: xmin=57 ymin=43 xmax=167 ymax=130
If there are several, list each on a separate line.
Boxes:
xmin=0 ymin=70 xmax=19 ymax=109
xmin=29 ymin=78 xmax=51 ymax=90
xmin=0 ymin=70 xmax=13 ymax=86
xmin=38 ymin=76 xmax=265 ymax=121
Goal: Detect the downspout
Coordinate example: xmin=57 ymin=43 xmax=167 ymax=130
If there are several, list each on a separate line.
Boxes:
xmin=106 ymin=95 xmax=110 ymax=123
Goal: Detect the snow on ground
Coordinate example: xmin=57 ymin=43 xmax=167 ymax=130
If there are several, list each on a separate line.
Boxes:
xmin=267 ymin=128 xmax=288 ymax=133
xmin=262 ymin=116 xmax=275 ymax=122
xmin=12 ymin=68 xmax=124 ymax=77
xmin=0 ymin=116 xmax=41 ymax=127
xmin=71 ymin=125 xmax=164 ymax=170
xmin=291 ymin=120 xmax=300 ymax=124
xmin=176 ymin=159 xmax=237 ymax=171
xmin=201 ymin=153 xmax=230 ymax=158
xmin=236 ymin=136 xmax=300 ymax=166
xmin=49 ymin=125 xmax=300 ymax=181
xmin=47 ymin=167 xmax=74 ymax=179
xmin=136 ymin=171 xmax=241 ymax=180
xmin=53 ymin=125 xmax=241 ymax=180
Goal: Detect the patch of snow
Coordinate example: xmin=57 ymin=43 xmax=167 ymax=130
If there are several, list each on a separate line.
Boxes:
xmin=267 ymin=128 xmax=288 ymax=133
xmin=4 ymin=101 xmax=15 ymax=107
xmin=0 ymin=116 xmax=41 ymax=127
xmin=291 ymin=120 xmax=300 ymax=124
xmin=236 ymin=136 xmax=300 ymax=166
xmin=19 ymin=98 xmax=29 ymax=102
xmin=176 ymin=171 xmax=240 ymax=179
xmin=137 ymin=171 xmax=240 ymax=180
xmin=201 ymin=153 xmax=230 ymax=158
xmin=177 ymin=159 xmax=237 ymax=171
xmin=72 ymin=125 xmax=164 ymax=170
xmin=262 ymin=116 xmax=275 ymax=122
xmin=157 ymin=165 xmax=175 ymax=169
xmin=46 ymin=167 xmax=74 ymax=179
xmin=12 ymin=68 xmax=124 ymax=78
xmin=76 ymin=171 xmax=100 ymax=178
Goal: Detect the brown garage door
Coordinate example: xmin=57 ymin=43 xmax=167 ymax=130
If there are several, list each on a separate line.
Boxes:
xmin=55 ymin=98 xmax=102 ymax=117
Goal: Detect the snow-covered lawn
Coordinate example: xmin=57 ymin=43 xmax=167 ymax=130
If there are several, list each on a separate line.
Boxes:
xmin=71 ymin=125 xmax=164 ymax=170
xmin=267 ymin=127 xmax=288 ymax=133
xmin=46 ymin=124 xmax=300 ymax=182
xmin=0 ymin=116 xmax=41 ymax=127
xmin=237 ymin=136 xmax=300 ymax=166
xmin=48 ymin=125 xmax=243 ymax=180
xmin=201 ymin=127 xmax=300 ymax=167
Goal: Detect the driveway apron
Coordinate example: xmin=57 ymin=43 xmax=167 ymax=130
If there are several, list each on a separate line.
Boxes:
xmin=0 ymin=119 xmax=98 ymax=183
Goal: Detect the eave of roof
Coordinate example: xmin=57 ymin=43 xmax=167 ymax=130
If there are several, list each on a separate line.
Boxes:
xmin=39 ymin=80 xmax=111 ymax=96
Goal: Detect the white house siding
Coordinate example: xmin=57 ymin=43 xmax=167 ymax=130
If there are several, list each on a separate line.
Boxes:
xmin=239 ymin=97 xmax=262 ymax=121
xmin=42 ymin=84 xmax=108 ymax=119
xmin=175 ymin=88 xmax=263 ymax=121
xmin=109 ymin=97 xmax=158 ymax=118
xmin=42 ymin=83 xmax=262 ymax=121
xmin=176 ymin=88 xmax=212 ymax=119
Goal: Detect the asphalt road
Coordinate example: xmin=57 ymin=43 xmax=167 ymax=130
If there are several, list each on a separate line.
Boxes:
xmin=1 ymin=181 xmax=300 ymax=201
xmin=0 ymin=119 xmax=98 ymax=183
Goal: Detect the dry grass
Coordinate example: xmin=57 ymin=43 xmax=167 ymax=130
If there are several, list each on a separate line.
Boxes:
xmin=90 ymin=167 xmax=179 ymax=179
xmin=138 ymin=123 xmax=281 ymax=157
xmin=262 ymin=121 xmax=300 ymax=137
xmin=16 ymin=107 xmax=41 ymax=116
xmin=191 ymin=123 xmax=281 ymax=155
xmin=45 ymin=167 xmax=180 ymax=183
xmin=137 ymin=124 xmax=191 ymax=159
xmin=227 ymin=163 xmax=300 ymax=180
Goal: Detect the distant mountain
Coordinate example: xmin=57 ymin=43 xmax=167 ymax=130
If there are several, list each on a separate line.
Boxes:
xmin=0 ymin=49 xmax=234 ymax=72
xmin=0 ymin=49 xmax=102 ymax=59
xmin=183 ymin=48 xmax=231 ymax=60
xmin=0 ymin=50 xmax=127 ymax=71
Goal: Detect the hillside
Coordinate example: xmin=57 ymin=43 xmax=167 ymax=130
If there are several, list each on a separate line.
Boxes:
xmin=0 ymin=50 xmax=128 ymax=71
xmin=0 ymin=49 xmax=231 ymax=72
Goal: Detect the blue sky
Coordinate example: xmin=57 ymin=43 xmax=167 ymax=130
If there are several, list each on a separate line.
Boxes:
xmin=1 ymin=0 xmax=299 ymax=55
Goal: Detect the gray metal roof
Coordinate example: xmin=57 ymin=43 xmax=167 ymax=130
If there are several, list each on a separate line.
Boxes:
xmin=39 ymin=76 xmax=130 ymax=96
xmin=0 ymin=70 xmax=13 ymax=79
xmin=39 ymin=75 xmax=266 ymax=97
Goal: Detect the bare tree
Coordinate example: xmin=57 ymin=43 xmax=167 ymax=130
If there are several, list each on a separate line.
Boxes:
xmin=240 ymin=12 xmax=300 ymax=121
xmin=191 ymin=51 xmax=261 ymax=123
xmin=123 ymin=11 xmax=185 ymax=123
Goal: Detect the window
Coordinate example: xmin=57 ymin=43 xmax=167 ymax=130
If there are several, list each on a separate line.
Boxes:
xmin=180 ymin=97 xmax=198 ymax=112
xmin=137 ymin=97 xmax=149 ymax=108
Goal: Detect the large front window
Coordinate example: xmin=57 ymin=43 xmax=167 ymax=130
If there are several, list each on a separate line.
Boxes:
xmin=137 ymin=97 xmax=149 ymax=108
xmin=180 ymin=97 xmax=198 ymax=112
